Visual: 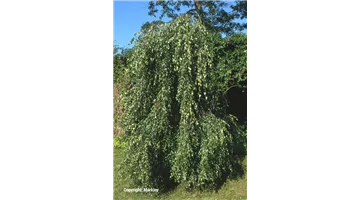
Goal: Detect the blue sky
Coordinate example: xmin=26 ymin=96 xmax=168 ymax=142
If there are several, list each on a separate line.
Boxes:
xmin=114 ymin=1 xmax=246 ymax=48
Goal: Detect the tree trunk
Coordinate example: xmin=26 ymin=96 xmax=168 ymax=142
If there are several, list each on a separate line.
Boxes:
xmin=194 ymin=0 xmax=202 ymax=11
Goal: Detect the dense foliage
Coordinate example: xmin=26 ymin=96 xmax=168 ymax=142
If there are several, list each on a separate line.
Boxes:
xmin=120 ymin=15 xmax=246 ymax=190
xmin=113 ymin=46 xmax=132 ymax=137
xmin=214 ymin=32 xmax=247 ymax=92
xmin=113 ymin=46 xmax=132 ymax=84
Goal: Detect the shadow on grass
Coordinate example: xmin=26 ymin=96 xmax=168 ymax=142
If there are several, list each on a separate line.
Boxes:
xmin=213 ymin=153 xmax=247 ymax=192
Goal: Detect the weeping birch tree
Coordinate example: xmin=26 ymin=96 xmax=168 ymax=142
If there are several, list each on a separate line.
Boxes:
xmin=121 ymin=14 xmax=246 ymax=190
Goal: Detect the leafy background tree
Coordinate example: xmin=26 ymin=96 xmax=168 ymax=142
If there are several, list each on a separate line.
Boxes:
xmin=148 ymin=0 xmax=247 ymax=35
xmin=113 ymin=44 xmax=132 ymax=137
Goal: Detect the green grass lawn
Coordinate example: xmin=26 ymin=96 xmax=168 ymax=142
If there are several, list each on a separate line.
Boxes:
xmin=114 ymin=147 xmax=247 ymax=200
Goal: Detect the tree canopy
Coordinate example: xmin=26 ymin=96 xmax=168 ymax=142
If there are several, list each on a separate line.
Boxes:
xmin=147 ymin=0 xmax=247 ymax=35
